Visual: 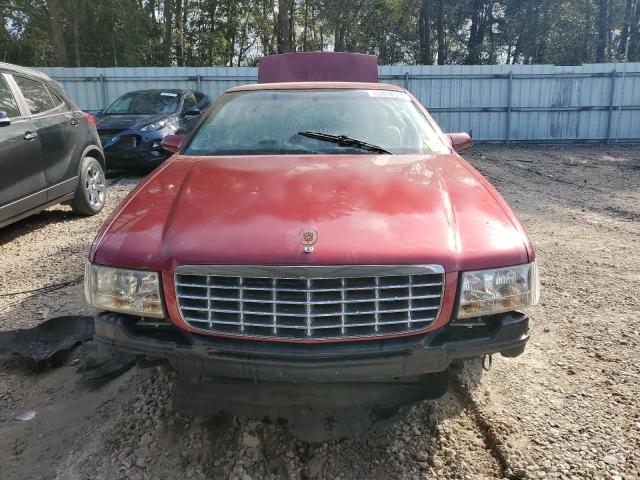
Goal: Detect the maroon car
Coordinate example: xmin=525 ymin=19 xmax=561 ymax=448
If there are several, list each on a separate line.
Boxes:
xmin=85 ymin=54 xmax=539 ymax=439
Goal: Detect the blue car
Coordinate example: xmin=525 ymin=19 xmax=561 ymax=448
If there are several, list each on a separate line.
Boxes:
xmin=95 ymin=89 xmax=211 ymax=170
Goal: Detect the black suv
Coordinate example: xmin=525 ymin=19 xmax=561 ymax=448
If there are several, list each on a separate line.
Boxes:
xmin=0 ymin=63 xmax=106 ymax=228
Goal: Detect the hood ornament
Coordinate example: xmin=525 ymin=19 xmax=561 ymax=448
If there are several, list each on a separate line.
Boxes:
xmin=299 ymin=227 xmax=318 ymax=254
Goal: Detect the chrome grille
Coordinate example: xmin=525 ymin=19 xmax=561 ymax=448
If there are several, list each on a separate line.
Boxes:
xmin=174 ymin=265 xmax=445 ymax=340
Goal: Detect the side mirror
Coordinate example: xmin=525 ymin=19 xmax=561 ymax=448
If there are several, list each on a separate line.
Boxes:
xmin=446 ymin=132 xmax=472 ymax=152
xmin=182 ymin=107 xmax=200 ymax=117
xmin=0 ymin=111 xmax=11 ymax=127
xmin=161 ymin=134 xmax=185 ymax=153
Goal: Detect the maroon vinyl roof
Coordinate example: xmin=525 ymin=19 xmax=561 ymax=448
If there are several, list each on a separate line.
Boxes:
xmin=257 ymin=52 xmax=379 ymax=83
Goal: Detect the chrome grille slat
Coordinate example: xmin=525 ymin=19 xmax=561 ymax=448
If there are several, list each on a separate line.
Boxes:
xmin=179 ymin=304 xmax=440 ymax=316
xmin=175 ymin=281 xmax=442 ymax=291
xmin=177 ymin=293 xmax=441 ymax=304
xmin=238 ymin=277 xmax=244 ymax=332
xmin=340 ymin=278 xmax=346 ymax=334
xmin=374 ymin=276 xmax=380 ymax=332
xmin=183 ymin=317 xmax=437 ymax=329
xmin=305 ymin=279 xmax=312 ymax=337
xmin=175 ymin=265 xmax=444 ymax=340
xmin=271 ymin=278 xmax=277 ymax=334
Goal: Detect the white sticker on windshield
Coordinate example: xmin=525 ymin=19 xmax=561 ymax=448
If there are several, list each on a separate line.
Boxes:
xmin=160 ymin=92 xmax=178 ymax=97
xmin=366 ymin=90 xmax=407 ymax=99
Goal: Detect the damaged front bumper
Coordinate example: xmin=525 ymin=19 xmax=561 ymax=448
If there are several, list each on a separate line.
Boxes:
xmin=94 ymin=311 xmax=529 ymax=383
xmin=100 ymin=130 xmax=173 ymax=169
xmin=95 ymin=312 xmax=528 ymax=440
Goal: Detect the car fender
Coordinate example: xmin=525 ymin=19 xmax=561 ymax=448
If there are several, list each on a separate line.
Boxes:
xmin=79 ymin=143 xmax=105 ymax=169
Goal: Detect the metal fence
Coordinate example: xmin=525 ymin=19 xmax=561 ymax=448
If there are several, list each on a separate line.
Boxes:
xmin=40 ymin=63 xmax=640 ymax=143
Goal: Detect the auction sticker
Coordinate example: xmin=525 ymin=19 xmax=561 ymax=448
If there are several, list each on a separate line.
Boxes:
xmin=366 ymin=90 xmax=408 ymax=100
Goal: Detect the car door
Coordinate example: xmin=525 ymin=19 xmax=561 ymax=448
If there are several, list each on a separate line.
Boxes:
xmin=0 ymin=73 xmax=46 ymax=224
xmin=12 ymin=74 xmax=78 ymax=201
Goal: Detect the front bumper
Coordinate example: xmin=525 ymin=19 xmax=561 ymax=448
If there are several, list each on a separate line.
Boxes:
xmin=100 ymin=131 xmax=172 ymax=169
xmin=94 ymin=311 xmax=529 ymax=383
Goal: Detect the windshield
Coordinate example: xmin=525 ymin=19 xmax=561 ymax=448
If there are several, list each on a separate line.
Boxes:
xmin=183 ymin=89 xmax=450 ymax=155
xmin=105 ymin=91 xmax=181 ymax=115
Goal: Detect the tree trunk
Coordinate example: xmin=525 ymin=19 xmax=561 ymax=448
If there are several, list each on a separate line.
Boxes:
xmin=486 ymin=0 xmax=497 ymax=64
xmin=175 ymin=0 xmax=184 ymax=66
xmin=163 ymin=0 xmax=173 ymax=65
xmin=260 ymin=0 xmax=271 ymax=56
xmin=630 ymin=0 xmax=640 ymax=61
xmin=288 ymin=0 xmax=296 ymax=50
xmin=226 ymin=1 xmax=236 ymax=66
xmin=182 ymin=0 xmax=189 ymax=63
xmin=618 ymin=0 xmax=633 ymax=59
xmin=607 ymin=0 xmax=613 ymax=59
xmin=596 ymin=0 xmax=608 ymax=62
xmin=466 ymin=0 xmax=486 ymax=64
xmin=578 ymin=0 xmax=592 ymax=63
xmin=436 ymin=0 xmax=445 ymax=64
xmin=71 ymin=0 xmax=81 ymax=67
xmin=418 ymin=0 xmax=431 ymax=64
xmin=278 ymin=0 xmax=291 ymax=53
xmin=46 ymin=0 xmax=68 ymax=66
xmin=334 ymin=22 xmax=346 ymax=51
xmin=302 ymin=0 xmax=309 ymax=51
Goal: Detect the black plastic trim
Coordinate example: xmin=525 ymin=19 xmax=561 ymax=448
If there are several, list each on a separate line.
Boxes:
xmin=94 ymin=311 xmax=529 ymax=383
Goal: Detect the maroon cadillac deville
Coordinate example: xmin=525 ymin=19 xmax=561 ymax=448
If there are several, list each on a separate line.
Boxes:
xmin=85 ymin=53 xmax=539 ymax=439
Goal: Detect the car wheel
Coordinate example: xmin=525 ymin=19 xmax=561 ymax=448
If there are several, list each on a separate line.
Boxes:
xmin=71 ymin=157 xmax=106 ymax=215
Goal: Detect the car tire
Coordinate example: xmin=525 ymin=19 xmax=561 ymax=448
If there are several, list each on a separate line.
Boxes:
xmin=71 ymin=156 xmax=106 ymax=216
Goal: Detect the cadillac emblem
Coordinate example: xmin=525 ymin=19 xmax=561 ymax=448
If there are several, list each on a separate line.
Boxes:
xmin=299 ymin=227 xmax=318 ymax=253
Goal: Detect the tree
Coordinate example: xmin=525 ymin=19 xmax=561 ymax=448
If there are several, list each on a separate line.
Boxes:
xmin=418 ymin=0 xmax=432 ymax=64
xmin=278 ymin=0 xmax=291 ymax=52
xmin=597 ymin=0 xmax=609 ymax=61
xmin=1 ymin=0 xmax=638 ymax=68
xmin=163 ymin=0 xmax=173 ymax=64
xmin=46 ymin=0 xmax=67 ymax=66
xmin=436 ymin=0 xmax=446 ymax=64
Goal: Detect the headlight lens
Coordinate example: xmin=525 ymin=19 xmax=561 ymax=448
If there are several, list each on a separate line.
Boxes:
xmin=85 ymin=263 xmax=164 ymax=317
xmin=457 ymin=262 xmax=539 ymax=318
xmin=139 ymin=118 xmax=168 ymax=132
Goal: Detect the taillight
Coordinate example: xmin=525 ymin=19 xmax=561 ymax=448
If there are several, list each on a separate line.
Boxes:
xmin=82 ymin=111 xmax=97 ymax=127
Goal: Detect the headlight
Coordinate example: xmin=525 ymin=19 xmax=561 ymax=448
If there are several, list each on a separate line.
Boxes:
xmin=85 ymin=263 xmax=164 ymax=317
xmin=139 ymin=118 xmax=168 ymax=132
xmin=457 ymin=262 xmax=539 ymax=318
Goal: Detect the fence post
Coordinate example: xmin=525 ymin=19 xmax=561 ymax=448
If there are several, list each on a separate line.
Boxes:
xmin=196 ymin=74 xmax=201 ymax=91
xmin=404 ymin=72 xmax=409 ymax=90
xmin=606 ymin=69 xmax=617 ymax=144
xmin=99 ymin=74 xmax=108 ymax=110
xmin=506 ymin=71 xmax=513 ymax=144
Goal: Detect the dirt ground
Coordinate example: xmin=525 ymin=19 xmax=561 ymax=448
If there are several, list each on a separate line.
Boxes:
xmin=0 ymin=145 xmax=638 ymax=480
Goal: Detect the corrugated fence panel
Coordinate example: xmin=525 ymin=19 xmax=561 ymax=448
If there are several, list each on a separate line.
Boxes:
xmin=40 ymin=63 xmax=640 ymax=142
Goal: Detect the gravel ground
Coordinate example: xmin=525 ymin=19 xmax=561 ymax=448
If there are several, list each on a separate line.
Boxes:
xmin=0 ymin=145 xmax=639 ymax=480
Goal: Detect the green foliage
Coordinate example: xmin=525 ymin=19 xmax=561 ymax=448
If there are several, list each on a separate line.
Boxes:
xmin=0 ymin=0 xmax=638 ymax=66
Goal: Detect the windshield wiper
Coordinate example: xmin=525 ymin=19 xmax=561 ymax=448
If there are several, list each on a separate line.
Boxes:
xmin=297 ymin=131 xmax=393 ymax=154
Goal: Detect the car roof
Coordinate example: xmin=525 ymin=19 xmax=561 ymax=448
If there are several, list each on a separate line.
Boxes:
xmin=227 ymin=82 xmax=405 ymax=93
xmin=0 ymin=62 xmax=52 ymax=82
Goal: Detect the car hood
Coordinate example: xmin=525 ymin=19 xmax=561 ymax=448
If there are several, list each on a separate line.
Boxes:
xmin=95 ymin=113 xmax=168 ymax=131
xmin=91 ymin=154 xmax=532 ymax=272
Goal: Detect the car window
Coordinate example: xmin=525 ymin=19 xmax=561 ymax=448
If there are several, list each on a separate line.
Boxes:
xmin=184 ymin=89 xmax=450 ymax=156
xmin=195 ymin=92 xmax=210 ymax=109
xmin=0 ymin=75 xmax=21 ymax=118
xmin=182 ymin=93 xmax=196 ymax=111
xmin=13 ymin=76 xmax=56 ymax=115
xmin=105 ymin=91 xmax=181 ymax=115
xmin=46 ymin=85 xmax=69 ymax=111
